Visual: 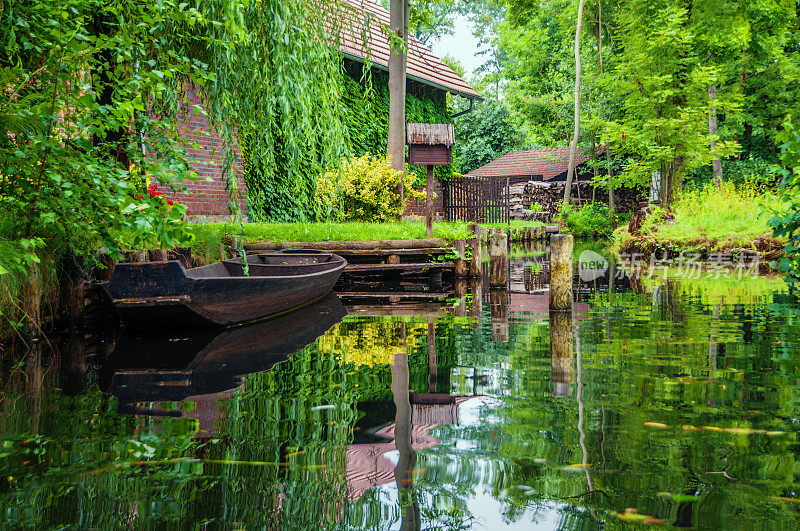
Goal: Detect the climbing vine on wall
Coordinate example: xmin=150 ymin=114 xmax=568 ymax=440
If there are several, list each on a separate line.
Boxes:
xmin=201 ymin=0 xmax=455 ymax=222
xmin=339 ymin=69 xmax=454 ymax=186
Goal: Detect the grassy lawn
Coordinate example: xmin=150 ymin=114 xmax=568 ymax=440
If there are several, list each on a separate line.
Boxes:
xmin=191 ymin=219 xmax=543 ymax=245
xmin=191 ymin=221 xmax=473 ymax=244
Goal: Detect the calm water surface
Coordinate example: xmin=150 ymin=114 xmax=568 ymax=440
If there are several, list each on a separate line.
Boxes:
xmin=2 ymin=267 xmax=800 ymax=529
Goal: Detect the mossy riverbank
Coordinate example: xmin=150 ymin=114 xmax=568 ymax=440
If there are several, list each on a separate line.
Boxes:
xmin=609 ymin=184 xmax=785 ymax=260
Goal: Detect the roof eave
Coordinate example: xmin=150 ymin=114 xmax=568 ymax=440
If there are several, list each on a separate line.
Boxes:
xmin=342 ymin=52 xmax=482 ymax=101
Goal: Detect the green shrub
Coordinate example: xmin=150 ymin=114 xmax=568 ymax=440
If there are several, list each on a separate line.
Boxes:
xmin=657 ymin=182 xmax=775 ymax=241
xmin=560 ymin=203 xmax=613 ymax=239
xmin=316 ymin=155 xmax=423 ymax=222
xmin=687 ymin=158 xmax=783 ymax=192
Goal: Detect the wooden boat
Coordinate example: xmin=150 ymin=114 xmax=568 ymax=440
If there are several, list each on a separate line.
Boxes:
xmin=102 ymin=251 xmax=347 ymax=329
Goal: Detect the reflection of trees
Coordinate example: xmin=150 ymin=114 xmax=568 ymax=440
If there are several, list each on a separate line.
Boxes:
xmin=0 ymin=315 xmax=467 ymax=528
xmin=482 ymin=277 xmax=800 ymax=527
xmin=4 ymin=276 xmax=800 ymax=528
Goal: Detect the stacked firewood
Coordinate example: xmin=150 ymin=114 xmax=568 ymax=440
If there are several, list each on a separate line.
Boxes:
xmin=521 ymin=180 xmax=645 ymax=221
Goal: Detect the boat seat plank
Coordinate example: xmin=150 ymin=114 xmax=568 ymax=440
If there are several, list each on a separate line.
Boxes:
xmin=344 ymin=262 xmax=453 ymax=273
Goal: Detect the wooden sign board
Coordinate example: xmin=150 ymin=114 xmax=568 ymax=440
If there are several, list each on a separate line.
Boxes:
xmin=409 ymin=144 xmax=452 ymax=166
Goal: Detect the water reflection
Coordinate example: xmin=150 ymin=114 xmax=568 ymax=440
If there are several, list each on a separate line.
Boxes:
xmin=101 ymin=293 xmax=347 ymax=421
xmin=2 ymin=259 xmax=800 ymax=529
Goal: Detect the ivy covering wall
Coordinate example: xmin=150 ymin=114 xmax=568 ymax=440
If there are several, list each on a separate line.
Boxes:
xmin=339 ymin=66 xmax=455 ymax=185
xmin=243 ymin=57 xmax=455 ymax=222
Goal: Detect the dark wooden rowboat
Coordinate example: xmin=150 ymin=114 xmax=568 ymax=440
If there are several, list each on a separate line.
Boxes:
xmin=102 ymin=251 xmax=347 ymax=329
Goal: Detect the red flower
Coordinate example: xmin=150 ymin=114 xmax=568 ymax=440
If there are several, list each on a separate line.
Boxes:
xmin=167 ymin=199 xmax=174 ymax=206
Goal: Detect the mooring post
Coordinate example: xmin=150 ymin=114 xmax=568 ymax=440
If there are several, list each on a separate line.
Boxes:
xmin=97 ymin=252 xmax=118 ymax=281
xmin=467 ymin=224 xmax=481 ymax=278
xmin=426 ymin=165 xmax=435 ymax=236
xmin=468 ymin=279 xmax=483 ymax=327
xmin=549 ymin=311 xmax=574 ymax=397
xmin=489 ymin=231 xmax=508 ymax=288
xmin=126 ymin=251 xmax=147 ymax=263
xmin=549 ymin=234 xmax=573 ymax=312
xmin=172 ymin=247 xmax=192 ymax=269
xmin=490 ymin=289 xmax=509 ymax=342
xmin=222 ymin=236 xmax=238 ymax=260
xmin=454 ymin=240 xmax=467 ymax=278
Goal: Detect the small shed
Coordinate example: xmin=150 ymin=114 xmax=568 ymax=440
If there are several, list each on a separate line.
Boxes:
xmin=407 ymin=123 xmax=455 ymax=166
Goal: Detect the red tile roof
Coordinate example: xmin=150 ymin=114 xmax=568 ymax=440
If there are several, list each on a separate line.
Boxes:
xmin=467 ymin=148 xmax=594 ymax=180
xmin=337 ymin=0 xmax=480 ymax=99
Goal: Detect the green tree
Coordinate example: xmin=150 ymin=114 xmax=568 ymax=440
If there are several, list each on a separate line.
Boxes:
xmin=0 ymin=0 xmax=220 ymax=273
xmin=599 ymin=0 xmax=742 ymax=208
xmin=453 ymin=96 xmax=527 ymax=175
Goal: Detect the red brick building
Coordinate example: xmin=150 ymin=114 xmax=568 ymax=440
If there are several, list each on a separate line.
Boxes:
xmin=164 ymin=88 xmax=247 ymax=219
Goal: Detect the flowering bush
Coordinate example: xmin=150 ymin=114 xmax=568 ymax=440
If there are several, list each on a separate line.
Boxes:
xmin=316 ymin=154 xmax=423 ymax=222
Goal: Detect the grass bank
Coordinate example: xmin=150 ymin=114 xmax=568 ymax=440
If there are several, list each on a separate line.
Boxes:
xmin=611 ymin=184 xmax=783 ymax=257
xmin=189 ymin=221 xmax=474 ymax=264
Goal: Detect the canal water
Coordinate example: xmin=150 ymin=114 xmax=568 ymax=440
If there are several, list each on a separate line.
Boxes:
xmin=2 ymin=256 xmax=800 ymax=529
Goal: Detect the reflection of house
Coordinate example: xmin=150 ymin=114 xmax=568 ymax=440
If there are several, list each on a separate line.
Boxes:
xmin=345 ymin=396 xmax=475 ymax=501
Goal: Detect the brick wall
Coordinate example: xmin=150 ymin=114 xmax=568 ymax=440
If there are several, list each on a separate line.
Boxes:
xmin=162 ymin=87 xmax=248 ymax=220
xmin=404 ymin=177 xmax=444 ymax=218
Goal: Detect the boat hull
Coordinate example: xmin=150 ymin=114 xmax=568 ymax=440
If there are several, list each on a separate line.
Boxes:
xmin=103 ymin=253 xmax=347 ymax=329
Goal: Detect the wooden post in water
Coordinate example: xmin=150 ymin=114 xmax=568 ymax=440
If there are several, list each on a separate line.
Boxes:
xmin=453 ymin=240 xmax=467 ymax=278
xmin=426 ymin=165 xmax=435 ymax=236
xmin=549 ymin=311 xmax=574 ymax=397
xmin=469 ymin=279 xmax=483 ymax=327
xmin=489 ymin=231 xmax=508 ymax=288
xmin=549 ymin=234 xmax=573 ymax=311
xmin=454 ymin=280 xmax=467 ymax=317
xmin=490 ymin=289 xmax=509 ymax=342
xmin=467 ymin=224 xmax=481 ymax=278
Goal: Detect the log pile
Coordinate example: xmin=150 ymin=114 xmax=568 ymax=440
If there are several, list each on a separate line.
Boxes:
xmin=517 ymin=180 xmax=646 ymax=221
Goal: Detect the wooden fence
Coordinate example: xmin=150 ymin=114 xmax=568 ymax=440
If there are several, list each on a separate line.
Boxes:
xmin=442 ymin=175 xmax=510 ymax=223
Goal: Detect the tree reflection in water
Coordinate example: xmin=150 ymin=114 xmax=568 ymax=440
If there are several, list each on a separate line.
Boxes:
xmin=1 ymin=272 xmax=800 ymax=528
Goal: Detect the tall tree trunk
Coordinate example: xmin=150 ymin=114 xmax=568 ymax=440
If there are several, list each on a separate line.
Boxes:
xmin=563 ymin=0 xmax=586 ymax=206
xmin=607 ymin=150 xmax=615 ymax=226
xmin=591 ymin=125 xmax=597 ymax=203
xmin=708 ymin=84 xmax=723 ymax=189
xmin=598 ymin=0 xmax=615 ymax=226
xmin=388 ymin=0 xmax=409 ymax=212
